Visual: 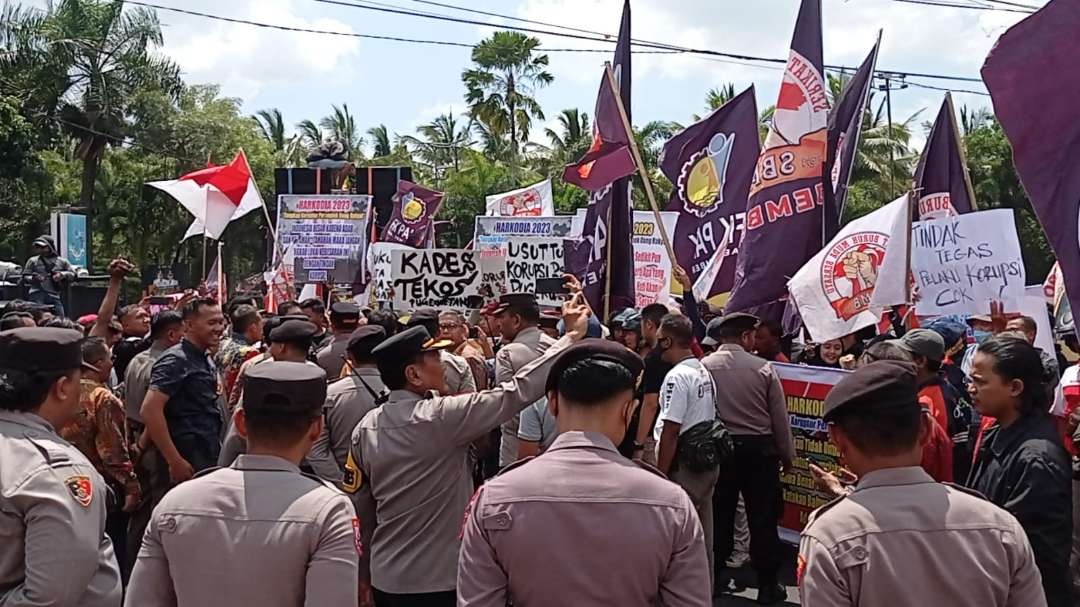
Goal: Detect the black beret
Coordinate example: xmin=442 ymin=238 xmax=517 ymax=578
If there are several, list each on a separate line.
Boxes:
xmin=0 ymin=327 xmax=84 ymax=372
xmin=346 ymin=325 xmax=386 ymax=358
xmin=371 ymin=325 xmax=450 ymax=362
xmin=486 ymin=293 xmax=538 ymax=315
xmin=706 ymin=312 xmax=759 ymax=339
xmin=269 ymin=319 xmax=318 ymax=344
xmin=545 ymin=338 xmax=644 ymax=393
xmin=823 ymin=360 xmax=920 ymax=422
xmin=330 ymin=301 xmax=360 ymax=320
xmin=243 ymin=361 xmax=327 ymax=415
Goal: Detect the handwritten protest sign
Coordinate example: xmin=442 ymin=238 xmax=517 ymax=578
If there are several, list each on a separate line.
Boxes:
xmin=390 ymin=249 xmax=482 ymax=310
xmin=365 ymin=242 xmax=411 ymax=304
xmin=505 ymin=237 xmax=566 ymax=306
xmin=632 ymin=211 xmax=679 ymax=308
xmin=277 ymin=195 xmax=371 ymax=285
xmin=774 ymin=362 xmax=849 ymax=542
xmin=911 ymin=209 xmax=1025 ymax=316
xmin=479 ymin=256 xmax=508 ymax=307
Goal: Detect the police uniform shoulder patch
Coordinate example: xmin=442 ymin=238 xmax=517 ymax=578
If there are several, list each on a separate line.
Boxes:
xmin=342 ymin=450 xmax=363 ymax=494
xmin=193 ymin=466 xmax=223 ymax=479
xmin=64 ymin=475 xmax=93 ymax=507
xmin=493 ymin=456 xmax=535 ymax=477
xmin=631 ymin=459 xmax=667 ymax=478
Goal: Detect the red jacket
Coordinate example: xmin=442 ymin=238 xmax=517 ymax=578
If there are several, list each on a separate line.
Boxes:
xmin=921 ymin=416 xmax=954 ymax=482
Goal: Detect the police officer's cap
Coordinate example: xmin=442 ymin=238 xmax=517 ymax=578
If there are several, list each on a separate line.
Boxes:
xmin=243 ymin=361 xmax=327 ymax=415
xmin=269 ymin=319 xmax=319 ymax=344
xmin=545 ymin=338 xmax=644 ymax=393
xmin=822 ymin=360 xmax=920 ymax=422
xmin=402 ymin=307 xmax=439 ymax=327
xmin=485 ymin=293 xmax=538 ymax=316
xmin=347 ymin=325 xmax=386 ymax=359
xmin=330 ymin=301 xmax=360 ymax=320
xmin=0 ymin=327 xmax=84 ymax=372
xmin=371 ymin=325 xmax=451 ymax=361
xmin=706 ymin=312 xmax=759 ymax=340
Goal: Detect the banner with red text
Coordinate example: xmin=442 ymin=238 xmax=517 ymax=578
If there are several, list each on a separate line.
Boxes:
xmin=632 ymin=211 xmax=679 ymax=308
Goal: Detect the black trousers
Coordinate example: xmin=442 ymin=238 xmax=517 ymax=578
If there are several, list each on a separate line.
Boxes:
xmin=373 ymin=589 xmax=456 ymax=607
xmin=713 ymin=437 xmax=783 ymax=584
xmin=105 ymin=510 xmax=129 ymax=585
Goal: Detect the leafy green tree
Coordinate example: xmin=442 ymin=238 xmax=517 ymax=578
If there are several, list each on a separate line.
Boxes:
xmin=462 ymin=31 xmax=553 ymax=161
xmin=436 ymin=149 xmax=521 ymax=246
xmin=255 ymin=108 xmax=302 ymax=166
xmin=400 ymin=112 xmax=472 ymax=183
xmin=320 ymin=104 xmax=363 ymax=160
xmin=367 ymin=124 xmax=392 ymax=158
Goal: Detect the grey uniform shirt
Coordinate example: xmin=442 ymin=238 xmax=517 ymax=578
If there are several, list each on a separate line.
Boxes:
xmin=495 ymin=327 xmax=556 ymax=467
xmin=799 ymin=466 xmax=1047 ymax=607
xmin=517 ymin=399 xmax=557 ymax=452
xmin=701 ymin=344 xmax=795 ymax=464
xmin=441 ymin=350 xmax=476 ymax=395
xmin=458 ymin=431 xmax=711 ymax=606
xmin=125 ymin=454 xmax=359 ymax=607
xmin=123 ymin=343 xmax=169 ymax=424
xmin=316 ymin=335 xmax=350 ymax=381
xmin=348 ymin=333 xmax=575 ymax=594
xmin=0 ymin=410 xmax=122 ymax=607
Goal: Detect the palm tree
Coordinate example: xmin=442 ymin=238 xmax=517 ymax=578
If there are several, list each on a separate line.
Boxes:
xmin=319 ymin=104 xmax=363 ymax=160
xmin=367 ymin=124 xmax=392 ymax=158
xmin=691 ymin=84 xmax=738 ymax=121
xmin=544 ymin=108 xmax=590 ymax=163
xmin=462 ymin=31 xmax=553 ymax=160
xmin=959 ymin=105 xmax=992 ymax=136
xmin=400 ymin=111 xmax=473 ymax=182
xmin=296 ymin=119 xmax=324 ymax=151
xmin=255 ymin=108 xmax=302 ymax=166
xmin=1 ymin=0 xmax=182 ymax=215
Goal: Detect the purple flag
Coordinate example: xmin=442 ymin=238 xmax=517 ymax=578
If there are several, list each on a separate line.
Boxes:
xmin=982 ymin=0 xmax=1080 ymax=331
xmin=913 ymin=93 xmax=977 ymax=220
xmin=661 ymin=87 xmax=759 ymax=298
xmin=564 ymin=0 xmax=634 ymax=317
xmin=825 ymin=38 xmax=880 ymax=237
xmin=726 ymin=0 xmax=829 ymax=321
xmin=562 ymin=67 xmax=636 ymax=191
xmin=381 ymin=180 xmax=444 ymax=248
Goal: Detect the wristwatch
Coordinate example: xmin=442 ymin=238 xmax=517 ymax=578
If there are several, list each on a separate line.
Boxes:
xmin=632 ymin=441 xmax=645 ymax=451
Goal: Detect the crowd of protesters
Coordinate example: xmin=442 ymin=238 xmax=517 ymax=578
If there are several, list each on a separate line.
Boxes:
xmin=0 ymin=254 xmax=1078 ymax=607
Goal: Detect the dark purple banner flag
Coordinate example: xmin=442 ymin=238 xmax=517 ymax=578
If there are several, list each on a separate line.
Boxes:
xmin=983 ymin=0 xmax=1080 ymax=332
xmin=381 ymin=180 xmax=444 ymax=248
xmin=661 ymin=87 xmax=759 ymax=298
xmin=726 ymin=0 xmax=829 ymax=321
xmin=564 ymin=0 xmax=634 ymax=317
xmin=562 ymin=67 xmax=636 ymax=191
xmin=824 ymin=38 xmax=879 ymax=237
xmin=912 ymin=93 xmax=977 ymax=220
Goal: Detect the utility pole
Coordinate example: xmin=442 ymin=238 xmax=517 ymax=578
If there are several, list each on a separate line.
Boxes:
xmin=875 ymin=72 xmax=909 ymax=199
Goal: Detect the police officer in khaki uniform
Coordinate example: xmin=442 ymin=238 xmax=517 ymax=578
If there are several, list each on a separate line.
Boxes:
xmin=490 ymin=293 xmax=557 ymax=467
xmin=702 ymin=312 xmax=794 ymax=604
xmin=458 ymin=340 xmax=712 ymax=606
xmin=126 ymin=362 xmax=359 ymax=607
xmin=799 ymin=360 xmax=1046 ymax=606
xmin=403 ymin=308 xmax=475 ymax=395
xmin=0 ymin=327 xmax=122 ymax=606
xmin=346 ymin=295 xmax=590 ymax=607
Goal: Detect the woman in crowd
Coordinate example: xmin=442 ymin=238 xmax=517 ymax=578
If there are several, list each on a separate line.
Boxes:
xmin=798 ymin=339 xmax=844 ymax=368
xmin=967 ymin=334 xmax=1073 ymax=607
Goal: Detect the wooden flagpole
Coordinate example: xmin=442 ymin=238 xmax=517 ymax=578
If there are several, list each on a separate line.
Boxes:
xmin=603 ymin=200 xmax=614 ymax=322
xmin=602 ymin=62 xmax=678 ymax=269
xmin=945 ymin=92 xmax=979 ymax=211
xmin=240 ymin=149 xmax=293 ymax=298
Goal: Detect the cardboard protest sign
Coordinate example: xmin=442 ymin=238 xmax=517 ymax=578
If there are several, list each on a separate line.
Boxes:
xmin=632 ymin=211 xmax=679 ymax=308
xmin=774 ymin=362 xmax=849 ymax=541
xmin=478 ymin=256 xmax=509 ymax=307
xmin=911 ymin=208 xmax=1025 ymax=316
xmin=390 ymin=249 xmax=482 ymax=310
xmin=505 ymin=237 xmax=566 ymax=306
xmin=277 ymin=195 xmax=371 ymax=286
xmin=365 ymin=242 xmax=411 ymax=304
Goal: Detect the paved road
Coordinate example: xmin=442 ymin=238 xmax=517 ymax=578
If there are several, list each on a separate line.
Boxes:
xmin=713 ymin=544 xmax=800 ymax=606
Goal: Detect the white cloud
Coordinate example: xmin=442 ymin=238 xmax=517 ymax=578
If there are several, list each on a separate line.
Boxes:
xmin=155 ymin=0 xmax=361 ymax=100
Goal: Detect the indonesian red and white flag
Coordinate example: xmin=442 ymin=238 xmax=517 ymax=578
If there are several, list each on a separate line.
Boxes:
xmin=148 ymin=151 xmax=263 ymax=240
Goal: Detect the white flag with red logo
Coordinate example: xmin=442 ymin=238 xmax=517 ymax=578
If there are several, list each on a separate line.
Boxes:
xmin=788 ymin=195 xmax=910 ymax=341
xmin=485 ymin=179 xmax=554 ymax=217
xmin=148 ymin=151 xmax=263 ymax=240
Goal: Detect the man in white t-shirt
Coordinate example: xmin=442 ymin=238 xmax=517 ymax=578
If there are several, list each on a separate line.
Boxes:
xmin=653 ymin=313 xmax=721 ymax=584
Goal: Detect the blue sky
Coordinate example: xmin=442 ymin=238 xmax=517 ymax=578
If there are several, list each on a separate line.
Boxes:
xmin=129 ymin=0 xmax=1041 ymax=150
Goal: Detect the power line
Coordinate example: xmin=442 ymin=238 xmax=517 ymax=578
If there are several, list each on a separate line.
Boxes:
xmin=312 ymin=0 xmax=990 ymax=83
xmin=122 ymin=1 xmax=678 ymax=53
xmin=886 ymin=0 xmax=1034 ymax=13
